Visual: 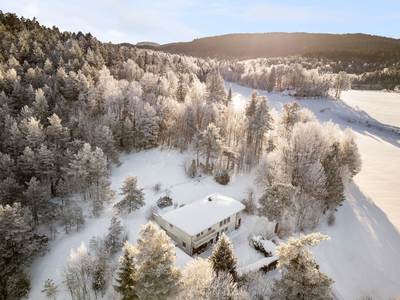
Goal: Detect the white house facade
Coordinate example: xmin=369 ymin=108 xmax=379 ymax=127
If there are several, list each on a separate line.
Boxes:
xmin=153 ymin=193 xmax=245 ymax=256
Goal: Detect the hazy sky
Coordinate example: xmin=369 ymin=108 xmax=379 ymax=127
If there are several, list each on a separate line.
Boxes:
xmin=2 ymin=0 xmax=400 ymax=44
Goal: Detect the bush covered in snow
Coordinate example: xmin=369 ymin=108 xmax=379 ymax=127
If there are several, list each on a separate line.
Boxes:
xmin=214 ymin=169 xmax=230 ymax=185
xmin=157 ymin=196 xmax=173 ymax=209
xmin=249 ymin=236 xmax=276 ymax=257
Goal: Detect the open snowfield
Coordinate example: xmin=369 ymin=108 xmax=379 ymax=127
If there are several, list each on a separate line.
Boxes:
xmin=28 ymin=84 xmax=400 ymax=300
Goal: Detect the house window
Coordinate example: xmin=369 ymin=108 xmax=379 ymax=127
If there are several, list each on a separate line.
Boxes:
xmin=220 ymin=221 xmax=223 ymax=227
xmin=197 ymin=234 xmax=200 ymax=237
xmin=170 ymin=224 xmax=173 ymax=228
xmin=182 ymin=242 xmax=186 ymax=248
xmin=208 ymin=227 xmax=212 ymax=231
xmin=225 ymin=228 xmax=228 ymax=232
xmin=224 ymin=219 xmax=227 ymax=224
xmin=227 ymin=217 xmax=230 ymax=222
xmin=201 ymin=232 xmax=203 ymax=235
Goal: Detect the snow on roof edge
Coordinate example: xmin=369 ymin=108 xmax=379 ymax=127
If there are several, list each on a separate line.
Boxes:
xmin=161 ymin=193 xmax=245 ymax=236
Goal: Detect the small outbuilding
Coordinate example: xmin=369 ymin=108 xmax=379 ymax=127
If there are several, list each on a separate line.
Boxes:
xmin=153 ymin=193 xmax=245 ymax=256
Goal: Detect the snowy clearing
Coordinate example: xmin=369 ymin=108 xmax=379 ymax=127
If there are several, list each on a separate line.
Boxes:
xmin=28 ymin=84 xmax=400 ymax=300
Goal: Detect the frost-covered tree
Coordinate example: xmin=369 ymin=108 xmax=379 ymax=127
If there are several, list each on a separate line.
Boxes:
xmin=0 ymin=175 xmax=23 ymax=206
xmin=46 ymin=113 xmax=69 ymax=150
xmin=24 ymin=177 xmax=50 ymax=227
xmin=321 ymin=142 xmax=345 ymax=212
xmin=178 ymin=257 xmax=246 ymax=300
xmin=226 ymin=84 xmax=233 ymax=106
xmin=207 ymin=271 xmax=247 ymax=300
xmin=177 ymin=257 xmax=213 ymax=300
xmin=136 ymin=103 xmax=158 ymax=149
xmin=0 ymin=203 xmax=36 ymax=300
xmin=340 ymin=128 xmax=362 ymax=178
xmin=196 ymin=122 xmax=224 ymax=173
xmin=267 ymin=67 xmax=276 ymax=93
xmin=206 ymin=69 xmax=226 ymax=103
xmin=272 ymin=233 xmax=334 ymax=300
xmin=114 ymin=241 xmax=138 ymax=300
xmin=176 ymin=75 xmax=188 ymax=103
xmin=93 ymin=124 xmax=119 ymax=165
xmin=41 ymin=279 xmax=58 ymax=300
xmin=105 ymin=216 xmax=124 ymax=256
xmin=68 ymin=143 xmax=109 ymax=200
xmin=134 ymin=222 xmax=182 ymax=299
xmin=258 ymin=183 xmax=297 ymax=235
xmin=333 ymin=71 xmax=351 ymax=99
xmin=210 ymin=233 xmax=238 ymax=282
xmin=61 ymin=242 xmax=93 ymax=300
xmin=280 ymin=102 xmax=301 ymax=133
xmin=89 ymin=176 xmax=116 ymax=217
xmin=114 ymin=174 xmax=145 ymax=216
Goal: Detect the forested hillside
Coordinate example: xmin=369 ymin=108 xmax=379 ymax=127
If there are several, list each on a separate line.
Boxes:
xmin=0 ymin=11 xmax=363 ymax=299
xmin=156 ymin=32 xmax=400 ymax=62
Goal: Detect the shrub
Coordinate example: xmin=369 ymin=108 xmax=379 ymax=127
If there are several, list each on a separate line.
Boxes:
xmin=241 ymin=186 xmax=257 ymax=215
xmin=259 ymin=259 xmax=278 ymax=274
xmin=214 ymin=169 xmax=230 ymax=185
xmin=157 ymin=196 xmax=173 ymax=209
xmin=249 ymin=236 xmax=272 ymax=257
xmin=188 ymin=159 xmax=197 ymax=178
xmin=328 ymin=211 xmax=336 ymax=226
xmin=152 ymin=182 xmax=162 ymax=194
xmin=145 ymin=205 xmax=158 ymax=221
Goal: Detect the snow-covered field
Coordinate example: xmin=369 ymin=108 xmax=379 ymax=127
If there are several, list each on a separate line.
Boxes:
xmin=28 ymin=85 xmax=400 ymax=300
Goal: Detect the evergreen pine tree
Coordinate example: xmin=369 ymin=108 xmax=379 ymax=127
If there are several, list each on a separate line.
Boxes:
xmin=41 ymin=279 xmax=58 ymax=300
xmin=24 ymin=177 xmax=50 ymax=227
xmin=272 ymin=233 xmax=334 ymax=300
xmin=198 ymin=122 xmax=224 ymax=173
xmin=210 ymin=233 xmax=238 ymax=282
xmin=205 ymin=69 xmax=226 ymax=103
xmin=0 ymin=203 xmax=36 ymax=300
xmin=0 ymin=175 xmax=23 ymax=206
xmin=226 ymin=84 xmax=233 ymax=106
xmin=134 ymin=222 xmax=182 ymax=299
xmin=114 ymin=241 xmax=139 ymax=300
xmin=258 ymin=183 xmax=297 ymax=234
xmin=137 ymin=103 xmax=159 ymax=150
xmin=114 ymin=174 xmax=145 ymax=216
xmin=322 ymin=143 xmax=345 ymax=212
xmin=267 ymin=67 xmax=276 ymax=93
xmin=105 ymin=216 xmax=124 ymax=255
xmin=176 ymin=75 xmax=188 ymax=103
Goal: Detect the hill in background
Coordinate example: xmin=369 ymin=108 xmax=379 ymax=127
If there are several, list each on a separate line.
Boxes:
xmin=145 ymin=32 xmax=400 ymax=62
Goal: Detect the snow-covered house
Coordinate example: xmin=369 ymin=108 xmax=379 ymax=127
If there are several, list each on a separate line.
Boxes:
xmin=153 ymin=193 xmax=245 ymax=256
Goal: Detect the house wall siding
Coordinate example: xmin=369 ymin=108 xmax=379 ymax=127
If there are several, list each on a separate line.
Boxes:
xmin=155 ymin=210 xmax=243 ymax=256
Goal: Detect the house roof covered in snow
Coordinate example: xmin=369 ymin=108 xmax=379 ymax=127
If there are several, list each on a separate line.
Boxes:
xmin=161 ymin=193 xmax=245 ymax=236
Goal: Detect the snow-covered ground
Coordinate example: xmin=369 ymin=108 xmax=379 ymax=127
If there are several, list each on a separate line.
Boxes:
xmin=28 ymin=84 xmax=400 ymax=300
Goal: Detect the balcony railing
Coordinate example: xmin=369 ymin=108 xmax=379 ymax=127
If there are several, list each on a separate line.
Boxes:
xmin=192 ymin=230 xmax=217 ymax=248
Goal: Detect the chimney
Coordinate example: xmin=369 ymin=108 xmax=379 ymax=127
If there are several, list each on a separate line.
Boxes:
xmin=208 ymin=197 xmax=212 ymax=202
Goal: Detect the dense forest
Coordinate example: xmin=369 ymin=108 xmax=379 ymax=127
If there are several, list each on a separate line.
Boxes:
xmin=0 ymin=11 xmax=363 ymax=299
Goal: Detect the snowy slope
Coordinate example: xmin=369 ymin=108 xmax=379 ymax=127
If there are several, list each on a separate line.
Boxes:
xmin=227 ymin=82 xmax=400 ymax=232
xmin=226 ymin=81 xmax=400 ymax=299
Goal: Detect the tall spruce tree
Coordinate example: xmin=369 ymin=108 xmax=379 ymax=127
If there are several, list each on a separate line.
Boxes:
xmin=114 ymin=174 xmax=145 ymax=216
xmin=210 ymin=233 xmax=238 ymax=282
xmin=134 ymin=222 xmax=182 ymax=299
xmin=272 ymin=233 xmax=334 ymax=300
xmin=0 ymin=203 xmax=36 ymax=300
xmin=258 ymin=183 xmax=297 ymax=234
xmin=322 ymin=142 xmax=345 ymax=212
xmin=114 ymin=241 xmax=139 ymax=300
